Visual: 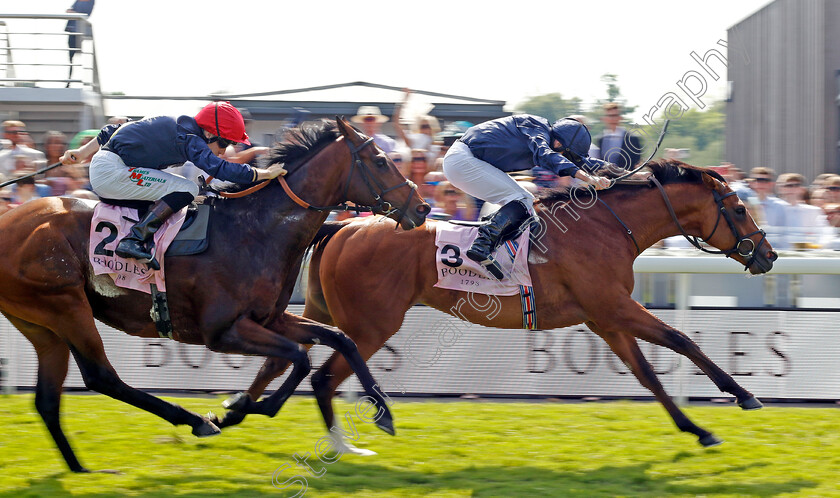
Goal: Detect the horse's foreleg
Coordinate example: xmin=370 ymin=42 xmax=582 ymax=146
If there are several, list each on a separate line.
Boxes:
xmin=216 ymin=299 xmax=334 ymax=429
xmin=309 ymin=351 xmax=377 ymax=456
xmin=208 ymin=316 xmax=311 ymax=418
xmin=214 ymin=357 xmax=292 ymax=428
xmin=603 ymin=299 xmax=761 ymax=409
xmin=264 ymin=312 xmax=394 ymax=436
xmin=589 ymin=322 xmax=722 ymax=447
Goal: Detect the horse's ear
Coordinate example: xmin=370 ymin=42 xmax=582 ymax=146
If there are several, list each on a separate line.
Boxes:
xmin=335 ymin=116 xmax=362 ymax=144
xmin=701 ymin=172 xmax=724 ymax=192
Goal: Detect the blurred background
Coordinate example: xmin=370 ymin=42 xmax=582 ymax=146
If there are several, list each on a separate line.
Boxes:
xmin=1 ymin=0 xmax=840 ymax=405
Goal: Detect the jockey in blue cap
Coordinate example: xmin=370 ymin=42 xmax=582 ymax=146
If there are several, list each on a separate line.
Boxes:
xmin=442 ymin=115 xmax=613 ymax=279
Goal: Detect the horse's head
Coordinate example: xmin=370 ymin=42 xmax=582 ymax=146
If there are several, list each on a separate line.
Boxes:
xmin=335 ymin=117 xmax=430 ymax=229
xmin=697 ymin=171 xmax=778 ymax=274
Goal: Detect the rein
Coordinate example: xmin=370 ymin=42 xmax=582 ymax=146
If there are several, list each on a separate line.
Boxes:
xmin=218 ymin=135 xmax=418 ymax=219
xmin=607 ymin=120 xmax=670 ymax=185
xmin=597 ymin=197 xmax=641 ymax=255
xmin=218 ymin=179 xmax=271 ymax=198
xmin=554 ymin=171 xmax=767 ymax=269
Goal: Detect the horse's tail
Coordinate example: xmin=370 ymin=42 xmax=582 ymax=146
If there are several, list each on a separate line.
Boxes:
xmin=302 ymin=220 xmax=352 ymax=325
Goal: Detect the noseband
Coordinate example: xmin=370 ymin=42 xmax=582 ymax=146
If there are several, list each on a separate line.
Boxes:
xmin=650 ymin=176 xmax=768 ymax=270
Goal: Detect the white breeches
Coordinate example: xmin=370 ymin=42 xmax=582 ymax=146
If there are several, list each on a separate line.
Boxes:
xmin=89 ymin=150 xmax=199 ymax=201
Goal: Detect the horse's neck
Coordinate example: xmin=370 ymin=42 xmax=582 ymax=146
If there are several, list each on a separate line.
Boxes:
xmin=622 ymin=183 xmax=710 ymax=251
xmin=284 ymin=140 xmax=347 ymax=212
xmin=226 ymin=140 xmax=346 ymax=258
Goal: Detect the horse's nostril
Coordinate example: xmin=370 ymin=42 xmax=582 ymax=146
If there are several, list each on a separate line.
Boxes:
xmin=416 ymin=203 xmax=431 ymax=216
xmin=768 ymin=250 xmax=778 ymax=262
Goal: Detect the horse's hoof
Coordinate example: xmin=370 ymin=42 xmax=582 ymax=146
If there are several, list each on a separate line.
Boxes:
xmin=330 ymin=434 xmax=378 ymax=456
xmin=738 ymin=395 xmax=763 ymax=410
xmin=217 ymin=410 xmax=247 ymax=429
xmin=192 ymin=419 xmax=221 ymax=437
xmin=699 ymin=434 xmax=724 ymax=447
xmin=375 ymin=411 xmax=396 ymax=436
xmin=222 ymin=392 xmax=250 ymax=412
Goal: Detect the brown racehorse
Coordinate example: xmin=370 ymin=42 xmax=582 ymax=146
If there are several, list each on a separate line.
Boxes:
xmin=0 ymin=118 xmax=429 ymax=472
xmin=221 ymin=160 xmax=777 ymax=449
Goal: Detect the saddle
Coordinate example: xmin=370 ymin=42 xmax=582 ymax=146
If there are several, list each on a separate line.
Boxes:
xmin=89 ymin=198 xmax=215 ymax=340
xmin=98 ymin=197 xmax=212 ymax=257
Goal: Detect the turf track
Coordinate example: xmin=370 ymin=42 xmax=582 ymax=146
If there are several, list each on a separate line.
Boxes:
xmin=0 ymin=394 xmax=838 ymax=497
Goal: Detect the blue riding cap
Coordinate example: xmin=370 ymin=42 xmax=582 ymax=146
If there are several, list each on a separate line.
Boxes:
xmin=550 ymin=118 xmax=600 ymax=170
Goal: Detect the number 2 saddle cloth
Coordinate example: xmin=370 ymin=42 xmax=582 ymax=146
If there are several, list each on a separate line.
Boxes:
xmin=88 ymin=203 xmax=196 ymax=293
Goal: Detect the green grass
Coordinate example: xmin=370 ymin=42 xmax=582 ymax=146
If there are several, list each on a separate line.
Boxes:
xmin=0 ymin=394 xmax=838 ymax=497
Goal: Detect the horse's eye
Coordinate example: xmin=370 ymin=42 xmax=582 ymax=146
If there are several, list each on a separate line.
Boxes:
xmin=735 ymin=206 xmax=746 ymax=216
xmin=376 ymin=158 xmax=388 ymax=168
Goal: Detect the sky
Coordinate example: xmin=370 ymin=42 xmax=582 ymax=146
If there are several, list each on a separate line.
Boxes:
xmin=1 ymin=0 xmax=774 ymax=120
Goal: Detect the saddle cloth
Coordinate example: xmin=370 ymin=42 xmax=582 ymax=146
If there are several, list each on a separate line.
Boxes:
xmin=89 ymin=203 xmax=188 ymax=293
xmin=434 ymin=222 xmax=533 ymax=296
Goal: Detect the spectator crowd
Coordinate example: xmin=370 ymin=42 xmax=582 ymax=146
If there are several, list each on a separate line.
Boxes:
xmin=2 ymin=94 xmax=840 ymax=252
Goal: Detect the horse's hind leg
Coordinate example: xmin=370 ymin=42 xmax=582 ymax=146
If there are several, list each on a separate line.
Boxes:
xmin=51 ymin=306 xmax=220 ymax=438
xmin=604 ymin=299 xmax=761 ymax=409
xmin=590 ymin=322 xmax=722 ymax=447
xmin=5 ymin=314 xmax=88 ymax=472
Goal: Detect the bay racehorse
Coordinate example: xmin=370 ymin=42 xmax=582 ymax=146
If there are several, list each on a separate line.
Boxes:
xmin=220 ymin=160 xmax=777 ymax=449
xmin=0 ymin=117 xmax=428 ymax=472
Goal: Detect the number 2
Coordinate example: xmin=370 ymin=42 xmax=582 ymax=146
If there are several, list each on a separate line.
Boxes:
xmin=94 ymin=221 xmax=118 ymax=256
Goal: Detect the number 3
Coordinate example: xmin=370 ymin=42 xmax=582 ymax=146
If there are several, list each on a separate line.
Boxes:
xmin=440 ymin=244 xmax=463 ymax=268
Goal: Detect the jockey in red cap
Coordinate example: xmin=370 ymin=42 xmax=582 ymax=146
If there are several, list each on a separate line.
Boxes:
xmin=61 ymin=101 xmax=287 ymax=269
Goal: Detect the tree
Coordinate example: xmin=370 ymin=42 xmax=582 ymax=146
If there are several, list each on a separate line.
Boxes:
xmin=637 ymin=100 xmax=726 ymax=166
xmin=516 ymin=93 xmax=583 ymax=122
xmin=601 ymin=74 xmax=621 ymax=102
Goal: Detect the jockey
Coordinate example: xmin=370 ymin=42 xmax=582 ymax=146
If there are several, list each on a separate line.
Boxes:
xmin=61 ymin=101 xmax=287 ymax=269
xmin=443 ymin=115 xmax=613 ymax=279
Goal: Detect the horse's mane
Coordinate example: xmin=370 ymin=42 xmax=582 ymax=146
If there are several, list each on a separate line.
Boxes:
xmin=217 ymin=119 xmax=340 ymax=194
xmin=537 ymin=159 xmax=728 ymax=206
xmin=265 ymin=119 xmax=340 ymax=169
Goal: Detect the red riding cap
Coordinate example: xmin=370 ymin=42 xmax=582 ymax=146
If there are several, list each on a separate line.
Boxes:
xmin=194 ymin=101 xmax=251 ymax=145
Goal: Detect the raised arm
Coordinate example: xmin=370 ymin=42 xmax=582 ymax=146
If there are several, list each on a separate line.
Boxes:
xmin=391 ymin=88 xmax=412 ymax=146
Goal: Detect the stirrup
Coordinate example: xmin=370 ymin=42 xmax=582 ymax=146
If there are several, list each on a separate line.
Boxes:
xmin=143 ymin=245 xmax=160 ymax=271
xmin=479 ymin=255 xmax=505 ymax=280
xmin=116 ymin=240 xmax=160 ymax=270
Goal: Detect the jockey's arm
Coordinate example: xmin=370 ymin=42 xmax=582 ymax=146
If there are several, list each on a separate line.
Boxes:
xmin=60 ymin=136 xmax=101 ymax=165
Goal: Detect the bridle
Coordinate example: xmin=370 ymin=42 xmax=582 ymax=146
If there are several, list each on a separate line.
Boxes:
xmin=334 ymin=137 xmax=418 ymax=226
xmin=220 ymin=135 xmax=419 ymax=225
xmin=554 ymin=117 xmax=766 ymax=271
xmin=649 ymin=175 xmax=768 ymax=270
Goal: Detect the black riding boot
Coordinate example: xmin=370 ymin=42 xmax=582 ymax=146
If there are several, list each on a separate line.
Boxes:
xmin=115 ymin=200 xmax=175 ymax=271
xmin=466 ymin=200 xmax=530 ymax=280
